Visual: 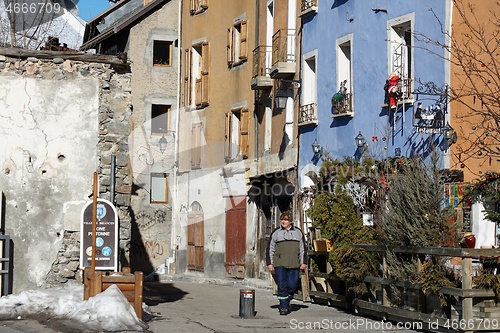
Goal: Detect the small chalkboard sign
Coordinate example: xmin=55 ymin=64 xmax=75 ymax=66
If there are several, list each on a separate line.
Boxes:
xmin=463 ymin=208 xmax=472 ymax=231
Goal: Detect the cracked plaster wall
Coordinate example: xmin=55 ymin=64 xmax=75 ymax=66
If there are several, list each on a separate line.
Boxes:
xmin=0 ymin=55 xmax=132 ymax=292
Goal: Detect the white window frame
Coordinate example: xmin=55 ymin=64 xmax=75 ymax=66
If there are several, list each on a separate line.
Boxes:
xmin=151 ymin=173 xmax=168 ymax=204
xmin=387 ymin=14 xmax=414 ymax=91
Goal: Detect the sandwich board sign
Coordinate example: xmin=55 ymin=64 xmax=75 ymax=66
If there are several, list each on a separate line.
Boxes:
xmin=80 ymin=198 xmax=118 ymax=271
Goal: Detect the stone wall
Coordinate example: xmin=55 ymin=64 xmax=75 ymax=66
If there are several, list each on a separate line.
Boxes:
xmin=0 ymin=52 xmax=133 ymax=291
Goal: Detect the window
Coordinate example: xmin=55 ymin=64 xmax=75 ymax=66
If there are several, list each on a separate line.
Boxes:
xmin=153 ymin=40 xmax=172 ymax=67
xmin=225 ymin=108 xmax=249 ymax=161
xmin=227 ymin=20 xmax=248 ymax=67
xmin=184 ymin=42 xmax=210 ymax=108
xmin=299 ymin=51 xmax=317 ymax=125
xmin=388 ymin=16 xmax=413 ymax=100
xmin=151 ymin=104 xmax=170 ymax=135
xmin=151 ymin=173 xmax=168 ymax=203
xmin=191 ymin=123 xmax=202 ymax=169
xmin=333 ymin=35 xmax=353 ymax=116
xmin=190 ymin=0 xmax=208 ymax=15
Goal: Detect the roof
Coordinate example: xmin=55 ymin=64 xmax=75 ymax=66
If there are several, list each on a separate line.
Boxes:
xmin=80 ymin=0 xmax=170 ymax=51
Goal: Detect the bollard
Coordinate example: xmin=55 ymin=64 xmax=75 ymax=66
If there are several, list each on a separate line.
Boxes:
xmin=239 ymin=289 xmax=255 ymax=318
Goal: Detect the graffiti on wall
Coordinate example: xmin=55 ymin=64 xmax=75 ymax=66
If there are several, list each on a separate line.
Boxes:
xmin=135 ymin=209 xmax=167 ymax=231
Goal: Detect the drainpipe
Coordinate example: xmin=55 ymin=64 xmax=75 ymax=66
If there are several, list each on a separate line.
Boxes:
xmin=110 ymin=153 xmax=116 ymax=205
xmin=254 ymin=0 xmax=259 ymax=167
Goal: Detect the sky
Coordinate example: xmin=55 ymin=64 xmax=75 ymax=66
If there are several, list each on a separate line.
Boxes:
xmin=76 ymin=0 xmax=112 ymax=21
xmin=0 ymin=283 xmax=148 ymax=332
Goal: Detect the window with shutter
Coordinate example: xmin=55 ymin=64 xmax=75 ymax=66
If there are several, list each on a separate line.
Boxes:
xmin=239 ymin=20 xmax=248 ymax=61
xmin=224 ymin=112 xmax=231 ymax=161
xmin=240 ymin=108 xmax=249 ymax=158
xmin=227 ymin=27 xmax=234 ymax=66
xmin=184 ymin=48 xmax=191 ymax=106
xmin=201 ymin=42 xmax=210 ymax=106
xmin=225 ymin=108 xmax=249 ymax=162
xmin=227 ymin=20 xmax=248 ymax=68
xmin=190 ymin=0 xmax=208 ymax=15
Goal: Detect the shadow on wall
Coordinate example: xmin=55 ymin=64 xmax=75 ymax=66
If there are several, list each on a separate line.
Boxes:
xmin=332 ymin=0 xmax=349 ymax=9
xmin=127 ymin=206 xmax=156 ymax=277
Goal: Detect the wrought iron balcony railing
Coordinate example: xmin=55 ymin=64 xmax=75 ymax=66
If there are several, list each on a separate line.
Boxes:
xmin=298 ymin=103 xmax=318 ymax=126
xmin=331 ymin=93 xmax=353 ymax=117
xmin=300 ymin=0 xmax=318 ymax=16
xmin=272 ymin=29 xmax=297 ymax=66
xmin=252 ymin=45 xmax=272 ymax=78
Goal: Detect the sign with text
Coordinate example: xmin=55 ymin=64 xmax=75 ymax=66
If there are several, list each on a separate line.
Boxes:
xmin=80 ymin=198 xmax=118 ymax=271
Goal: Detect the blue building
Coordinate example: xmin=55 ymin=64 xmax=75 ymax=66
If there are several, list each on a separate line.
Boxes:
xmin=297 ymin=1 xmax=451 ymax=193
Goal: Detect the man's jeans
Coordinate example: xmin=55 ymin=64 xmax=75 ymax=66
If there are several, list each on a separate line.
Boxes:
xmin=274 ymin=266 xmax=299 ymax=310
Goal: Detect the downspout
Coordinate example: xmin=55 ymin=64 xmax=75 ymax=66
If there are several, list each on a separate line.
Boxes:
xmin=110 ymin=153 xmax=116 ymax=205
xmin=254 ymin=0 xmax=259 ymax=167
xmin=252 ymin=0 xmax=260 ymax=277
xmin=171 ymin=0 xmax=183 ymax=275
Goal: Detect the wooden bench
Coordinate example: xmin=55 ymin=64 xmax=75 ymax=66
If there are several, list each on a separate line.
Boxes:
xmin=84 ymin=267 xmax=143 ymax=319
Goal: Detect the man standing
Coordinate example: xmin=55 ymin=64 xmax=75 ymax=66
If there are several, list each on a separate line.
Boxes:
xmin=266 ymin=211 xmax=308 ymax=315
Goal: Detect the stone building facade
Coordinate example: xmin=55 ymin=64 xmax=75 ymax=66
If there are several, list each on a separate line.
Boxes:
xmin=0 ymin=51 xmax=133 ymax=291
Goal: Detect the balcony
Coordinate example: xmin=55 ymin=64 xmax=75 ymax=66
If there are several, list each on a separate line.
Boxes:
xmin=331 ymin=93 xmax=354 ymax=118
xmin=299 ymin=0 xmax=318 ymax=17
xmin=298 ymin=103 xmax=318 ymax=126
xmin=251 ymin=46 xmax=273 ymax=90
xmin=270 ymin=29 xmax=297 ymax=79
xmin=381 ymin=77 xmax=414 ymax=108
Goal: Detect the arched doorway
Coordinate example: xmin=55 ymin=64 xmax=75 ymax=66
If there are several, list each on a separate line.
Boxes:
xmin=187 ymin=202 xmax=204 ymax=271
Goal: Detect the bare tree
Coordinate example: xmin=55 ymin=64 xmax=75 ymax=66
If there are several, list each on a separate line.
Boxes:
xmin=412 ymin=0 xmax=500 ymax=164
xmin=0 ymin=0 xmax=80 ymax=49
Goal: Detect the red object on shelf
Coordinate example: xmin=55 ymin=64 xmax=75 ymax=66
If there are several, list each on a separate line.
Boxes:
xmin=463 ymin=233 xmax=476 ymax=248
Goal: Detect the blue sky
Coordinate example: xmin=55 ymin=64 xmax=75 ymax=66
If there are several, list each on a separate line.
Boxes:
xmin=76 ymin=0 xmax=112 ymax=21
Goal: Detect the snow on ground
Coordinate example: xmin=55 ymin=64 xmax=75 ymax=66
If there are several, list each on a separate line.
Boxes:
xmin=0 ymin=284 xmax=148 ymax=332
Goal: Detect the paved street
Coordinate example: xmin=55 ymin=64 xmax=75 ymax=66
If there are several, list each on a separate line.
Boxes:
xmin=0 ymin=276 xmax=423 ymax=333
xmin=141 ymin=277 xmax=422 ymax=333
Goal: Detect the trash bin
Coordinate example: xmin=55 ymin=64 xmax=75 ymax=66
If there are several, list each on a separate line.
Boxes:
xmin=239 ymin=289 xmax=255 ymax=318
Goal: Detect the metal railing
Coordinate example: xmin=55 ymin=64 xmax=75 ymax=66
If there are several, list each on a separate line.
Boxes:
xmin=299 ymin=103 xmax=317 ymax=125
xmin=332 ymin=93 xmax=353 ymax=116
xmin=0 ymin=234 xmax=11 ymax=296
xmin=272 ymin=29 xmax=296 ymax=66
xmin=252 ymin=45 xmax=272 ymax=78
xmin=301 ymin=0 xmax=318 ymax=12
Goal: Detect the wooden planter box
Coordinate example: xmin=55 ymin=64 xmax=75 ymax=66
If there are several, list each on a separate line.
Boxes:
xmin=313 ymin=239 xmax=333 ymax=252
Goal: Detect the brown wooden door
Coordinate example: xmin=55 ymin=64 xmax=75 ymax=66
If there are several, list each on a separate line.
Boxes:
xmin=187 ymin=212 xmax=204 ymax=271
xmin=225 ymin=197 xmax=246 ymax=278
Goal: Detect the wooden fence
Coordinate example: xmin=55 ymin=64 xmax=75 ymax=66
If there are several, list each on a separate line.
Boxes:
xmin=304 ymin=245 xmax=500 ymax=333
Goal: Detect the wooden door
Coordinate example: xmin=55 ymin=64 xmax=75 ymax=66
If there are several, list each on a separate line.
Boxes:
xmin=187 ymin=212 xmax=204 ymax=271
xmin=225 ymin=197 xmax=246 ymax=278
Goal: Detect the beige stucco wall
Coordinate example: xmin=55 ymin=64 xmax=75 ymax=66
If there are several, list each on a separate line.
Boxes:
xmin=176 ymin=1 xmax=258 ymax=278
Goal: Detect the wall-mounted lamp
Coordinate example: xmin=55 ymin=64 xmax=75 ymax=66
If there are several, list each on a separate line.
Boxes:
xmin=274 ymin=79 xmax=301 ymax=109
xmin=442 ymin=122 xmax=457 ymax=146
xmin=355 ymin=131 xmax=367 ymax=149
xmin=312 ymin=139 xmax=323 ymax=156
xmin=158 ymin=128 xmax=176 ymax=154
xmin=274 ymin=89 xmax=288 ymax=109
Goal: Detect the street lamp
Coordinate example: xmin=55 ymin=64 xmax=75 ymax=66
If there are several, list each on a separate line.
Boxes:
xmin=355 ymin=131 xmax=366 ymax=149
xmin=311 ymin=139 xmax=323 ymax=156
xmin=158 ymin=128 xmax=176 ymax=154
xmin=274 ymin=89 xmax=288 ymax=109
xmin=158 ymin=134 xmax=168 ymax=154
xmin=274 ymin=79 xmax=301 ymax=109
xmin=442 ymin=122 xmax=457 ymax=145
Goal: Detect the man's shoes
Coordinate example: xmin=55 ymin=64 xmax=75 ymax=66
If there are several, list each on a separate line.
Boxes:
xmin=279 ymin=308 xmax=289 ymax=315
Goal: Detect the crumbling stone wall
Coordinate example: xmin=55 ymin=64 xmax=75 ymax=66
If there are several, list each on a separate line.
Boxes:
xmin=0 ymin=53 xmax=133 ymax=290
